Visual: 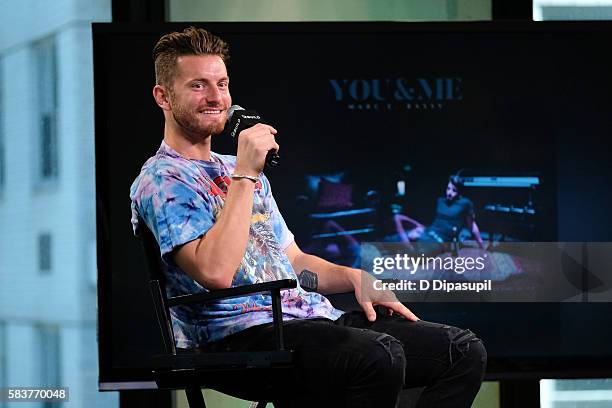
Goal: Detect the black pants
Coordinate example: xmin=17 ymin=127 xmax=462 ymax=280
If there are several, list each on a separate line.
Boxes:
xmin=207 ymin=306 xmax=487 ymax=407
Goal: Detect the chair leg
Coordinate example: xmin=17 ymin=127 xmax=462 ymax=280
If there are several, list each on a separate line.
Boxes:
xmin=185 ymin=387 xmax=206 ymax=408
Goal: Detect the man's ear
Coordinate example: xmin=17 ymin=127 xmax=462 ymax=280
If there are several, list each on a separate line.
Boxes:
xmin=153 ymin=85 xmax=171 ymax=111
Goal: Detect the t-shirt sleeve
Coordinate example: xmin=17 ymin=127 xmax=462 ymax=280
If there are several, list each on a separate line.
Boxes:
xmin=262 ymin=175 xmax=294 ymax=250
xmin=134 ymin=170 xmax=216 ymax=261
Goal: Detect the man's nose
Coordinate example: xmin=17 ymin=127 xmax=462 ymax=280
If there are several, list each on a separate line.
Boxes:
xmin=206 ymin=85 xmax=222 ymax=103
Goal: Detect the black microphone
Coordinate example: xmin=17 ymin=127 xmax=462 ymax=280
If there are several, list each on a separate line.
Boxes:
xmin=226 ymin=105 xmax=280 ymax=168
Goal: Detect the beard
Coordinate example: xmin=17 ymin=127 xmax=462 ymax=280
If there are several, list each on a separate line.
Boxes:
xmin=170 ymin=99 xmax=227 ymax=139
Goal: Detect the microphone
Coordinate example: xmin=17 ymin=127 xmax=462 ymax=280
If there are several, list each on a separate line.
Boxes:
xmin=226 ymin=105 xmax=280 ymax=168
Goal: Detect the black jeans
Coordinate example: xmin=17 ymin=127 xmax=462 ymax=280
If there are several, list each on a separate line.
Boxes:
xmin=206 ymin=306 xmax=487 ymax=408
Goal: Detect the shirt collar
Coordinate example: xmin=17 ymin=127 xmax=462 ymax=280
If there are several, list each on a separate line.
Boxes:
xmin=158 ymin=140 xmax=217 ymax=164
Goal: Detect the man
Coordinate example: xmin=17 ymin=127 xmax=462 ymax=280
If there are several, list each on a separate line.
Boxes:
xmin=130 ymin=27 xmax=486 ymax=407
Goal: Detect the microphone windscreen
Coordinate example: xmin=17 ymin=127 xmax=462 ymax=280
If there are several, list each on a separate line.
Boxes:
xmin=227 ymin=104 xmax=245 ymax=121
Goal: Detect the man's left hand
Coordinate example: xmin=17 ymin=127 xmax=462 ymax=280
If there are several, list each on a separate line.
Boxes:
xmin=350 ymin=270 xmax=419 ymax=322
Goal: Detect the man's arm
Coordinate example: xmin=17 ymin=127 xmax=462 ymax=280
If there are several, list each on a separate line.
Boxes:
xmin=285 ymin=241 xmax=357 ymax=295
xmin=285 ymin=242 xmax=419 ymax=322
xmin=173 ymin=178 xmax=256 ymax=289
xmin=173 ymin=124 xmax=279 ymax=290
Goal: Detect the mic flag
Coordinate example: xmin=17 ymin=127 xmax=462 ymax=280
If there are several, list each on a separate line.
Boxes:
xmin=227 ymin=105 xmax=280 ymax=168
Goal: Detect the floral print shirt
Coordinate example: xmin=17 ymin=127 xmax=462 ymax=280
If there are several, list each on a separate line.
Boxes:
xmin=130 ymin=141 xmax=344 ymax=348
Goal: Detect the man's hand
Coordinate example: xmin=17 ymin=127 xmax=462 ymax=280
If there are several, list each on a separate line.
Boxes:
xmin=234 ymin=123 xmax=278 ymax=176
xmin=285 ymin=243 xmax=419 ymax=321
xmin=350 ymin=270 xmax=419 ymax=322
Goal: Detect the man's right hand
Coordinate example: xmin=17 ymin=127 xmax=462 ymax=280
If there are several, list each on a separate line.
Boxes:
xmin=234 ymin=123 xmax=279 ymax=176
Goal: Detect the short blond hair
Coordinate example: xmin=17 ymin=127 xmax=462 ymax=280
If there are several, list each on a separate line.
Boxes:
xmin=153 ymin=26 xmax=230 ymax=88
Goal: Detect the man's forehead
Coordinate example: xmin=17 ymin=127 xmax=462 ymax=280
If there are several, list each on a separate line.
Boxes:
xmin=175 ymin=54 xmax=228 ymax=78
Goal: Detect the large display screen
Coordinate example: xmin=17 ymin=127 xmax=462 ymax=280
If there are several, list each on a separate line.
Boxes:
xmin=94 ymin=22 xmax=612 ymax=388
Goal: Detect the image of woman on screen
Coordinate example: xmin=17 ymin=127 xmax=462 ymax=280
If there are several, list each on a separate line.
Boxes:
xmin=390 ymin=175 xmax=485 ymax=256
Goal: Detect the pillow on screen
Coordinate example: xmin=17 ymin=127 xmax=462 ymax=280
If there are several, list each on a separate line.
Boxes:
xmin=316 ymin=178 xmax=353 ymax=210
xmin=305 ymin=173 xmax=344 ymax=198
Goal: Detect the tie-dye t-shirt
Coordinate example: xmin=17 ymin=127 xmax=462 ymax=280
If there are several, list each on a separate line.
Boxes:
xmin=130 ymin=141 xmax=344 ymax=348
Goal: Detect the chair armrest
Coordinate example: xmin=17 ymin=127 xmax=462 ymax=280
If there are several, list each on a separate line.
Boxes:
xmin=166 ymin=279 xmax=297 ymax=308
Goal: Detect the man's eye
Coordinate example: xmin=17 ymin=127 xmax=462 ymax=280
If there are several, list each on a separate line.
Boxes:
xmin=192 ymin=83 xmax=204 ymax=89
xmin=218 ymin=82 xmax=228 ymax=89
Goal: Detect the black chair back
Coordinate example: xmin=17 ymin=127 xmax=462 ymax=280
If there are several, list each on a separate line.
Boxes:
xmin=137 ymin=217 xmax=176 ymax=354
xmin=135 ymin=216 xmax=298 ymax=407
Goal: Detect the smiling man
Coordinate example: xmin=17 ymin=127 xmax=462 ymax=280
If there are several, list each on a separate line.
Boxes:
xmin=130 ymin=26 xmax=486 ymax=408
